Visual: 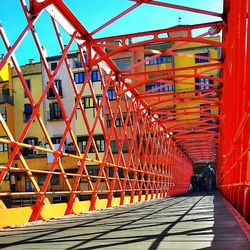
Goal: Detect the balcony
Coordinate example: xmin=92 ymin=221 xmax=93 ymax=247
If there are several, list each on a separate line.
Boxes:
xmin=0 ymin=94 xmax=14 ymax=105
xmin=73 ymin=61 xmax=83 ymax=68
xmin=22 ymin=149 xmax=47 ymax=158
xmin=47 ymin=110 xmax=63 ymax=121
xmin=47 ymin=80 xmax=63 ymax=99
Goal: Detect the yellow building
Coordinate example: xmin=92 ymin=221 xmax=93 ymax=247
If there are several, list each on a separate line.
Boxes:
xmin=11 ymin=60 xmax=45 ymax=197
xmin=8 ymin=54 xmax=107 ymax=204
xmin=0 ymin=60 xmax=14 ymax=192
xmin=171 ymin=36 xmax=220 ymax=123
xmin=12 ymin=59 xmax=44 ymax=149
xmin=0 ymin=60 xmax=14 ymax=163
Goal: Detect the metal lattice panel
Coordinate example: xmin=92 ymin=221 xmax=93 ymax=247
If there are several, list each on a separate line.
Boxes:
xmin=0 ymin=0 xmax=249 ymax=228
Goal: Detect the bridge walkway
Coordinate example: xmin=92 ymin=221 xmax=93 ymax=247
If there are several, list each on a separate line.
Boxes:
xmin=0 ymin=192 xmax=249 ymax=249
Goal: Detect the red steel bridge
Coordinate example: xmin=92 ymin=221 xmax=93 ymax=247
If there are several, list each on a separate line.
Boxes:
xmin=0 ymin=0 xmax=249 ymax=239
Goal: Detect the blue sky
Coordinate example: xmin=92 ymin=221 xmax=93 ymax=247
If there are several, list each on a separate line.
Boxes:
xmin=0 ymin=0 xmax=223 ymax=65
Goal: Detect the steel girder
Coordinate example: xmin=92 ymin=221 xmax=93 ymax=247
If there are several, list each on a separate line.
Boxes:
xmin=0 ymin=0 xmax=246 ymax=228
xmin=217 ymin=0 xmax=250 ymax=227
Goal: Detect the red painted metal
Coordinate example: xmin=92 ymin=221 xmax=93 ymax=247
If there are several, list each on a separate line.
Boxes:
xmin=0 ymin=0 xmax=249 ymax=229
xmin=129 ymin=0 xmax=223 ymax=18
xmin=217 ymin=0 xmax=250 ymax=225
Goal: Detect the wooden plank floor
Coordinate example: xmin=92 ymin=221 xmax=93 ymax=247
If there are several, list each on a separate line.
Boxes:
xmin=0 ymin=192 xmax=249 ymax=250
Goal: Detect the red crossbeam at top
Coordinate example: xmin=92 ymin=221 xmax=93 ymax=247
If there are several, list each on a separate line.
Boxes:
xmin=130 ymin=0 xmax=223 ymax=17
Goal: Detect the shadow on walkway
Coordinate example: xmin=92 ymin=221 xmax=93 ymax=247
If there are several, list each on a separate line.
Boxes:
xmin=0 ymin=192 xmax=249 ymax=249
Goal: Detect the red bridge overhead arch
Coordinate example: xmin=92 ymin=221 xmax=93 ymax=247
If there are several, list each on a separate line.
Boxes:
xmin=0 ymin=0 xmax=249 ymax=228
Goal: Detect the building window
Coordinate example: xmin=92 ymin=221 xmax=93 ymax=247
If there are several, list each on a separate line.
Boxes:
xmin=91 ymin=70 xmax=101 ymax=82
xmin=4 ymin=172 xmax=10 ymax=181
xmin=110 ymin=140 xmax=118 ymax=153
xmin=51 ymin=62 xmax=57 ymax=71
xmin=106 ymin=113 xmax=132 ymax=128
xmin=106 ymin=114 xmax=122 ymax=128
xmin=38 ymin=174 xmax=46 ymax=186
xmin=87 ymin=165 xmax=99 ymax=182
xmin=195 ymin=52 xmax=209 ymax=63
xmin=146 ymin=82 xmax=175 ymax=92
xmin=115 ymin=115 xmax=122 ymax=127
xmin=78 ymin=138 xmax=87 ymax=153
xmin=1 ymin=87 xmax=13 ymax=105
xmin=74 ymin=70 xmax=100 ymax=83
xmin=73 ymin=59 xmax=83 ymax=68
xmin=95 ymin=135 xmax=105 ymax=152
xmin=106 ymin=117 xmax=111 ymax=128
xmin=0 ymin=137 xmax=8 ymax=152
xmin=122 ymin=140 xmax=132 ymax=153
xmin=195 ymin=77 xmax=213 ymax=96
xmin=107 ymin=88 xmax=116 ymax=100
xmin=0 ymin=107 xmax=7 ymax=121
xmin=83 ymin=96 xmax=94 ymax=109
xmin=74 ymin=72 xmax=86 ymax=84
xmin=88 ymin=166 xmax=99 ymax=177
xmin=2 ymin=87 xmax=10 ymax=96
xmin=49 ymin=102 xmax=62 ymax=120
xmin=82 ymin=95 xmax=102 ymax=109
xmin=123 ymin=113 xmax=133 ymax=126
xmin=24 ymin=79 xmax=31 ymax=97
xmin=51 ymin=175 xmax=59 ymax=185
xmin=47 ymin=80 xmax=63 ymax=99
xmin=23 ymin=137 xmax=38 ymax=156
xmin=145 ymin=54 xmax=172 ymax=65
xmin=195 ymin=77 xmax=213 ymax=90
xmin=200 ymin=104 xmax=212 ymax=120
xmin=110 ymin=140 xmax=131 ymax=154
xmin=24 ymin=103 xmax=32 ymax=122
xmin=113 ymin=58 xmax=131 ymax=70
xmin=24 ymin=137 xmax=38 ymax=146
xmin=96 ymin=95 xmax=102 ymax=107
xmin=51 ymin=137 xmax=64 ymax=145
xmin=77 ymin=135 xmax=105 ymax=153
xmin=26 ymin=177 xmax=34 ymax=192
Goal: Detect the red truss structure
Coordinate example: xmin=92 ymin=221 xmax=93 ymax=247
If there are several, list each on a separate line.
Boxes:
xmin=0 ymin=0 xmax=249 ymax=228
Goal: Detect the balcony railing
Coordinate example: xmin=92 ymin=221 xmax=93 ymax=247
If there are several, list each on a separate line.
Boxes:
xmin=0 ymin=94 xmax=14 ymax=105
xmin=73 ymin=61 xmax=83 ymax=68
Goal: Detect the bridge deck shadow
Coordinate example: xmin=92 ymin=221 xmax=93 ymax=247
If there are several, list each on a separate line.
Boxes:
xmin=0 ymin=192 xmax=249 ymax=249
